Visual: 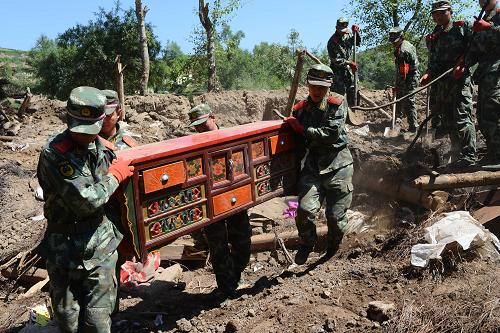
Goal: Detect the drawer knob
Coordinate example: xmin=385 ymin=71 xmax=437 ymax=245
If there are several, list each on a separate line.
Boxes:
xmin=280 ymin=139 xmax=285 ymax=146
xmin=160 ymin=173 xmax=169 ymax=183
xmin=230 ymin=196 xmax=237 ymax=204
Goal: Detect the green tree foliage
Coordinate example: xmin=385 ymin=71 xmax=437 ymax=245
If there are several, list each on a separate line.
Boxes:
xmin=346 ymin=0 xmax=473 ymax=47
xmin=30 ymin=4 xmax=161 ymax=99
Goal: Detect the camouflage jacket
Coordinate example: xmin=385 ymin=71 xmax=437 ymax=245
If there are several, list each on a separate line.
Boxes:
xmin=425 ymin=20 xmax=473 ymax=78
xmin=37 ymin=130 xmax=123 ymax=270
xmin=292 ymin=94 xmax=353 ymax=174
xmin=106 ymin=121 xmax=138 ymax=150
xmin=465 ymin=6 xmax=500 ymax=81
xmin=327 ymin=31 xmax=361 ymax=70
xmin=394 ymin=40 xmax=420 ymax=84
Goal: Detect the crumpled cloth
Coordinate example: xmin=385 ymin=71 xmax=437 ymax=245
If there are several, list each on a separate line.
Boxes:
xmin=411 ymin=211 xmax=500 ymax=267
xmin=283 ymin=200 xmax=298 ymax=219
xmin=120 ymin=251 xmax=160 ymax=285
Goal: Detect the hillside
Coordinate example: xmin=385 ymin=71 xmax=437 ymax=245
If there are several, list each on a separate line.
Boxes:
xmin=0 ymin=47 xmax=37 ymax=89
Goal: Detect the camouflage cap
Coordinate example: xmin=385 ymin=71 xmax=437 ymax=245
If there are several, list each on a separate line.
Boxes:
xmin=431 ymin=0 xmax=451 ymax=13
xmin=307 ymin=64 xmax=334 ymax=87
xmin=66 ymin=86 xmax=106 ymax=135
xmin=100 ymin=89 xmax=120 ymax=115
xmin=336 ymin=17 xmax=349 ymax=33
xmin=389 ymin=26 xmax=404 ymax=42
xmin=187 ymin=104 xmax=212 ymax=127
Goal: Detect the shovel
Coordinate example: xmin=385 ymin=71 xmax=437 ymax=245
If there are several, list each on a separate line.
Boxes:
xmin=383 ymin=92 xmax=400 ymax=137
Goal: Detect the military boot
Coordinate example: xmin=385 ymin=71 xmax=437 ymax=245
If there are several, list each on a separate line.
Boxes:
xmin=294 ymin=245 xmax=313 ymax=265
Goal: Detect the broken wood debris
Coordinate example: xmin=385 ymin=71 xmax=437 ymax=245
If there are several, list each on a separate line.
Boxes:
xmin=413 ymin=170 xmax=500 ymax=190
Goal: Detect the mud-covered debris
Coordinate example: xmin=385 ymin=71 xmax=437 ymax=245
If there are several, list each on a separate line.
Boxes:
xmin=367 ymin=301 xmax=395 ymax=323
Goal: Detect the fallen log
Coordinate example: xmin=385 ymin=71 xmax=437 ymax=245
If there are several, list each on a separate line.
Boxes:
xmin=250 ymin=225 xmax=328 ymax=252
xmin=413 ymin=170 xmax=500 ymax=190
xmin=354 ymin=170 xmax=448 ymax=211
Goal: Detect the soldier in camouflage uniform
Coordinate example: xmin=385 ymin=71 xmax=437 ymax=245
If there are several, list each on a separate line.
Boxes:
xmin=463 ymin=0 xmax=500 ymax=167
xmin=285 ymin=64 xmax=354 ymax=265
xmin=389 ymin=27 xmax=420 ymax=132
xmin=187 ymin=104 xmax=252 ymax=296
xmin=327 ymin=17 xmax=361 ymax=106
xmin=421 ymin=0 xmax=477 ymax=167
xmin=37 ymin=86 xmax=134 ymax=332
xmin=99 ymin=89 xmax=138 ymax=150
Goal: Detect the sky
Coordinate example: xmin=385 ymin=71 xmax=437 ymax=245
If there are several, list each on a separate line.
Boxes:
xmin=0 ymin=0 xmax=350 ymax=53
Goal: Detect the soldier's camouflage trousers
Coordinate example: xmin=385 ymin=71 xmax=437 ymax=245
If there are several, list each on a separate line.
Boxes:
xmin=396 ymin=76 xmax=419 ymax=131
xmin=330 ymin=65 xmax=355 ymax=106
xmin=47 ymin=250 xmax=118 ymax=333
xmin=295 ymin=164 xmax=354 ymax=250
xmin=430 ymin=75 xmax=476 ymax=162
xmin=205 ymin=212 xmax=251 ymax=293
xmin=477 ymin=70 xmax=500 ymax=162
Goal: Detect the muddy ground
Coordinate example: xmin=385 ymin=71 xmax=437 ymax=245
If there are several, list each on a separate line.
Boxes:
xmin=0 ymin=88 xmax=498 ymax=333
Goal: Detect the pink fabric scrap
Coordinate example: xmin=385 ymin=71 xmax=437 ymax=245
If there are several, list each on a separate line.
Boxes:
xmin=283 ymin=200 xmax=298 ymax=219
xmin=120 ymin=251 xmax=161 ymax=285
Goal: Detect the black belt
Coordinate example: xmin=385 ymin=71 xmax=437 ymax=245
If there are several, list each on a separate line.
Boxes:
xmin=46 ymin=218 xmax=102 ymax=234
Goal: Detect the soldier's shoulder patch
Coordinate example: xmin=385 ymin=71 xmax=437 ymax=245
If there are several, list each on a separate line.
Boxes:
xmin=497 ymin=8 xmax=500 ymax=14
xmin=333 ymin=36 xmax=340 ymax=44
xmin=122 ymin=135 xmax=138 ymax=148
xmin=327 ymin=95 xmax=344 ymax=106
xmin=453 ymin=20 xmax=465 ymax=27
xmin=98 ymin=136 xmax=117 ymax=151
xmin=293 ymin=100 xmax=308 ymax=111
xmin=58 ymin=160 xmax=76 ymax=178
xmin=52 ymin=138 xmax=73 ymax=154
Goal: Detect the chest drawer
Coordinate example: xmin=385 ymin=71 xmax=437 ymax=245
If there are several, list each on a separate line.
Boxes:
xmin=212 ymin=184 xmax=252 ymax=216
xmin=142 ymin=161 xmax=186 ymax=194
xmin=269 ymin=133 xmax=294 ymax=155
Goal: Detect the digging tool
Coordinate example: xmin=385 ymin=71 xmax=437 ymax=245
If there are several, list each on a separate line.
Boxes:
xmin=383 ymin=90 xmax=400 ymax=137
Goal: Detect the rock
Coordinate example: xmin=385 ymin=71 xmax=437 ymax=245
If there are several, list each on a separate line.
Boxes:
xmin=224 ymin=320 xmax=239 ymax=332
xmin=321 ymin=290 xmax=331 ymax=299
xmin=367 ymin=301 xmax=395 ymax=323
xmin=309 ymin=325 xmax=325 ymax=333
xmin=176 ymin=318 xmax=193 ymax=332
xmin=268 ymin=256 xmax=278 ymax=266
xmin=323 ymin=319 xmax=336 ymax=332
xmin=247 ymin=309 xmax=256 ymax=317
xmin=256 ymin=252 xmax=270 ymax=262
xmin=276 ymin=277 xmax=285 ymax=284
xmin=287 ymin=297 xmax=301 ymax=305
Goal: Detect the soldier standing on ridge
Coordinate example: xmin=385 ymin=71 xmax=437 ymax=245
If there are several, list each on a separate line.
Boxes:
xmin=421 ymin=0 xmax=476 ymax=168
xmin=37 ymin=86 xmax=134 ymax=332
xmin=327 ymin=17 xmax=361 ymax=106
xmin=463 ymin=0 xmax=500 ymax=167
xmin=389 ymin=27 xmax=420 ymax=133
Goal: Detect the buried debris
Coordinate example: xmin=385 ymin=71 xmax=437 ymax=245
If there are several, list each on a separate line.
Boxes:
xmin=410 ymin=211 xmax=500 ymax=267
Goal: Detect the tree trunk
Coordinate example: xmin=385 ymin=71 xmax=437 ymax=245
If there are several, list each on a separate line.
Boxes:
xmin=199 ymin=0 xmax=218 ymax=92
xmin=135 ymin=0 xmax=150 ymax=96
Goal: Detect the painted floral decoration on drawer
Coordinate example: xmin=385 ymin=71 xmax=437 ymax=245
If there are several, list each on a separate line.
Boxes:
xmin=212 ymin=156 xmax=227 ymax=182
xmin=187 ymin=157 xmax=203 ymax=178
xmin=232 ymin=150 xmax=245 ymax=177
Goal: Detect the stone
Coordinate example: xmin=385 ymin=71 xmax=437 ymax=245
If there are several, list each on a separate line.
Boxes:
xmin=367 ymin=301 xmax=395 ymax=323
xmin=176 ymin=318 xmax=193 ymax=332
xmin=247 ymin=309 xmax=256 ymax=317
xmin=321 ymin=290 xmax=331 ymax=299
xmin=323 ymin=319 xmax=336 ymax=332
xmin=225 ymin=320 xmax=239 ymax=333
xmin=276 ymin=277 xmax=285 ymax=284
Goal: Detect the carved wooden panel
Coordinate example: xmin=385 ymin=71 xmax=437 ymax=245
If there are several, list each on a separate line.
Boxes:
xmin=211 ymin=155 xmax=228 ymax=184
xmin=269 ymin=133 xmax=294 ymax=155
xmin=186 ymin=156 xmax=203 ymax=178
xmin=144 ymin=185 xmax=205 ymax=218
xmin=231 ymin=149 xmax=246 ymax=178
xmin=147 ymin=204 xmax=206 ymax=240
xmin=142 ymin=161 xmax=186 ymax=194
xmin=212 ymin=184 xmax=253 ymax=216
xmin=251 ymin=140 xmax=265 ymax=159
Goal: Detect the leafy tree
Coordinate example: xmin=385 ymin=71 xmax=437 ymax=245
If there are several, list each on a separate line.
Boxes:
xmin=346 ymin=0 xmax=473 ymax=47
xmin=195 ymin=0 xmax=242 ymax=91
xmin=30 ymin=4 xmax=161 ymax=99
